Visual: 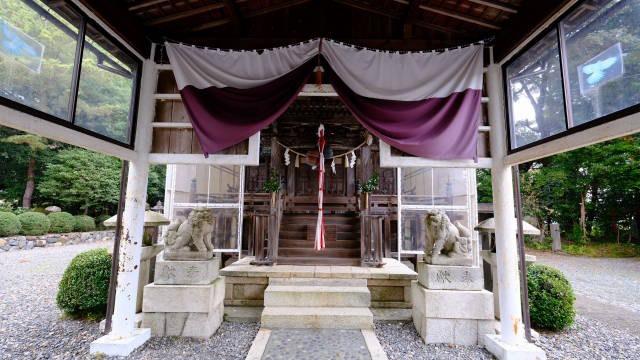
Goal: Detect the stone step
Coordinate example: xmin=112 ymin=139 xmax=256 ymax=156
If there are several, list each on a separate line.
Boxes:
xmin=265 ymin=278 xmax=370 ymax=307
xmin=278 ymin=247 xmax=361 ymax=258
xmin=261 ymin=306 xmax=373 ymax=329
xmin=279 ymin=239 xmax=360 ymax=249
xmin=276 ymin=256 xmax=360 ymax=266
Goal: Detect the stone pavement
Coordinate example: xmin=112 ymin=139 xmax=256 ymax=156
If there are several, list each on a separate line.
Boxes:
xmin=247 ymin=328 xmax=387 ymax=360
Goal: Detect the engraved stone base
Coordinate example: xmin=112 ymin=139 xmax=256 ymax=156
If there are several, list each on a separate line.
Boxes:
xmin=142 ymin=303 xmax=224 ymax=338
xmin=417 ymin=262 xmax=484 ymax=291
xmin=154 ymin=255 xmax=220 ymax=285
xmin=163 ymin=249 xmax=213 ymax=261
xmin=411 ymin=281 xmax=495 ymax=346
xmin=424 ymin=254 xmax=473 ymax=266
xmin=142 ymin=277 xmax=225 ymax=338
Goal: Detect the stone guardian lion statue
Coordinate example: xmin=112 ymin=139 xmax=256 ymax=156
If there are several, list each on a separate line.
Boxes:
xmin=424 ymin=210 xmax=473 ymax=266
xmin=163 ymin=208 xmax=215 ymax=260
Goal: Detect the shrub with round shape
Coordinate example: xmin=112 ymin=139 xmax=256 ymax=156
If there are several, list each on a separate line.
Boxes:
xmin=48 ymin=212 xmax=76 ymax=233
xmin=74 ymin=215 xmax=96 ymax=232
xmin=56 ymin=248 xmax=111 ymax=318
xmin=17 ymin=212 xmax=51 ymax=236
xmin=0 ymin=212 xmax=22 ymax=237
xmin=527 ymin=263 xmax=576 ymax=331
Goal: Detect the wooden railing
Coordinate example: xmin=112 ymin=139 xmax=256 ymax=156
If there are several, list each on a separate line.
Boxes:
xmin=249 ymin=191 xmax=283 ymax=265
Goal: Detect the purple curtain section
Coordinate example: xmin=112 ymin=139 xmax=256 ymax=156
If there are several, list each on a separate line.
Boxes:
xmin=329 ymin=75 xmax=481 ymax=160
xmin=179 ymin=60 xmax=315 ymax=156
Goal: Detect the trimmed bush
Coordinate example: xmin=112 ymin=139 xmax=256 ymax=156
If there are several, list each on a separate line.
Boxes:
xmin=527 ymin=264 xmax=576 ymax=331
xmin=74 ymin=215 xmax=96 ymax=232
xmin=0 ymin=212 xmax=21 ymax=237
xmin=95 ymin=214 xmax=111 ymax=230
xmin=48 ymin=212 xmax=76 ymax=233
xmin=56 ymin=248 xmax=111 ymax=318
xmin=17 ymin=212 xmax=50 ymax=236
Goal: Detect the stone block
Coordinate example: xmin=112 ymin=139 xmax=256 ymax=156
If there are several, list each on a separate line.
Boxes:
xmin=143 ymin=303 xmax=224 ymax=338
xmin=418 ymin=262 xmax=484 ymax=291
xmin=484 ymin=334 xmax=547 ymax=360
xmin=261 ymin=306 xmax=373 ymax=329
xmin=264 ymin=284 xmax=370 ymax=307
xmin=233 ymin=284 xmax=267 ymax=300
xmin=412 ymin=282 xmax=494 ymax=320
xmin=369 ymin=286 xmax=404 ymax=302
xmin=154 ymin=256 xmax=220 ymax=285
xmin=143 ymin=277 xmax=224 ymax=313
xmin=35 ymin=239 xmax=47 ymax=247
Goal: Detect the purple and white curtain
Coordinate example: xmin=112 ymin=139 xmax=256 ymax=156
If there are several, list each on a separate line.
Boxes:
xmin=165 ymin=39 xmax=483 ymax=159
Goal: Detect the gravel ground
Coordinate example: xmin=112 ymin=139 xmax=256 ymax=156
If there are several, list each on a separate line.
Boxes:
xmin=0 ymin=241 xmax=110 ymax=360
xmin=374 ymin=321 xmax=493 ymax=360
xmin=531 ymin=250 xmax=640 ymax=332
xmin=535 ymin=316 xmax=640 ymax=360
xmin=125 ymin=321 xmax=259 ymax=360
xmin=0 ymin=241 xmax=258 ymax=360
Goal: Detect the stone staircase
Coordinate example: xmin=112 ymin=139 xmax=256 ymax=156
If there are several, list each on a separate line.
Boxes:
xmin=261 ymin=278 xmax=374 ymax=330
xmin=277 ymin=213 xmax=361 ymax=266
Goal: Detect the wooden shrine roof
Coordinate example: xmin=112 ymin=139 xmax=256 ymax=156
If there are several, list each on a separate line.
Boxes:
xmin=75 ymin=0 xmax=574 ymax=61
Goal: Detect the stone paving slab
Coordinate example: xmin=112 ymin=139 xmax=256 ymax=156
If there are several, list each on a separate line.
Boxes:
xmin=260 ymin=328 xmax=371 ymax=360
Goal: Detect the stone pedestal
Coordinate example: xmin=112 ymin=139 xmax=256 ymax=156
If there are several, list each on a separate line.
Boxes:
xmin=141 ymin=254 xmax=224 ymax=338
xmin=412 ymin=261 xmax=494 ymax=346
xmin=137 ymin=244 xmax=164 ymax=313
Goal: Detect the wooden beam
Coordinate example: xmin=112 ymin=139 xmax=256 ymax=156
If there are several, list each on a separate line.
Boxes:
xmin=468 ymin=0 xmax=518 ymax=14
xmin=145 ymin=3 xmax=226 ymax=26
xmin=173 ymin=37 xmax=476 ymax=51
xmin=128 ymin=0 xmax=168 ymax=12
xmin=77 ymin=0 xmax=150 ymax=56
xmin=333 ymin=0 xmax=469 ymax=35
xmin=185 ymin=0 xmax=312 ymax=33
xmin=419 ymin=5 xmax=502 ymax=30
xmin=223 ymin=0 xmax=245 ymax=35
xmin=401 ymin=0 xmax=421 ymax=39
xmin=493 ymin=0 xmax=573 ymax=62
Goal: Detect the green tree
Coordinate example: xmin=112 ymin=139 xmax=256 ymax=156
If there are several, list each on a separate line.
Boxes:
xmin=38 ymin=148 xmax=121 ymax=215
xmin=1 ymin=134 xmax=49 ymax=208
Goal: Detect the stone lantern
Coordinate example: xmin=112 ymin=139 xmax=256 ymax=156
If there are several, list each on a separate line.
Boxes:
xmin=104 ymin=210 xmax=170 ymax=313
xmin=475 ymin=217 xmax=540 ymax=320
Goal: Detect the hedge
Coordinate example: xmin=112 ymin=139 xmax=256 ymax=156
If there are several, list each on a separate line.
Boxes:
xmin=48 ymin=212 xmax=76 ymax=233
xmin=74 ymin=215 xmax=96 ymax=232
xmin=0 ymin=212 xmax=21 ymax=237
xmin=527 ymin=264 xmax=576 ymax=331
xmin=56 ymin=248 xmax=112 ymax=318
xmin=17 ymin=212 xmax=50 ymax=236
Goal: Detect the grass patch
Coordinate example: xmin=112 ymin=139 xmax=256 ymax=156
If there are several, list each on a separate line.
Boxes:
xmin=563 ymin=242 xmax=640 ymax=258
xmin=525 ymin=237 xmax=552 ymax=251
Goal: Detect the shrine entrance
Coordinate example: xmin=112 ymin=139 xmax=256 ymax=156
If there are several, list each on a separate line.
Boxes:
xmin=244 ymin=97 xmax=398 ymax=265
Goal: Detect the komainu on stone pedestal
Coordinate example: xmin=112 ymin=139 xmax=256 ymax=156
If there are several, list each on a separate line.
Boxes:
xmin=163 ymin=208 xmax=215 ymax=261
xmin=424 ymin=210 xmax=473 ymax=266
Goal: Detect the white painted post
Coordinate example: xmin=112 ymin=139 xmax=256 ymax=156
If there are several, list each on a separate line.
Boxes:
xmin=484 ymin=62 xmax=546 ymax=359
xmin=90 ymin=45 xmax=157 ymax=356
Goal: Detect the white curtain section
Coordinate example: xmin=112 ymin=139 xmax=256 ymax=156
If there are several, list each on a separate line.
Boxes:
xmin=165 ymin=39 xmax=320 ymax=90
xmin=321 ymin=40 xmax=484 ymax=101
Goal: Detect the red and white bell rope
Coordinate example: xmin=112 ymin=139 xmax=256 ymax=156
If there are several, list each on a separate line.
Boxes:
xmin=315 ymin=124 xmax=326 ymax=251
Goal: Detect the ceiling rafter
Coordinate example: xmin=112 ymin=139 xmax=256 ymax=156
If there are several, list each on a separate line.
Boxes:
xmin=183 ymin=0 xmax=313 ymax=33
xmin=468 ymin=0 xmax=518 ymax=14
xmin=418 ymin=4 xmax=502 ymax=30
xmin=128 ymin=0 xmax=169 ymax=12
xmin=145 ymin=3 xmax=227 ymax=26
xmin=333 ymin=0 xmax=470 ymax=35
xmin=223 ymin=0 xmax=245 ymax=35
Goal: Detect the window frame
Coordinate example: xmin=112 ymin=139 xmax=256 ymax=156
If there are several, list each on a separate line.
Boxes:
xmin=0 ymin=0 xmax=142 ymax=149
xmin=503 ymin=0 xmax=640 ymax=153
